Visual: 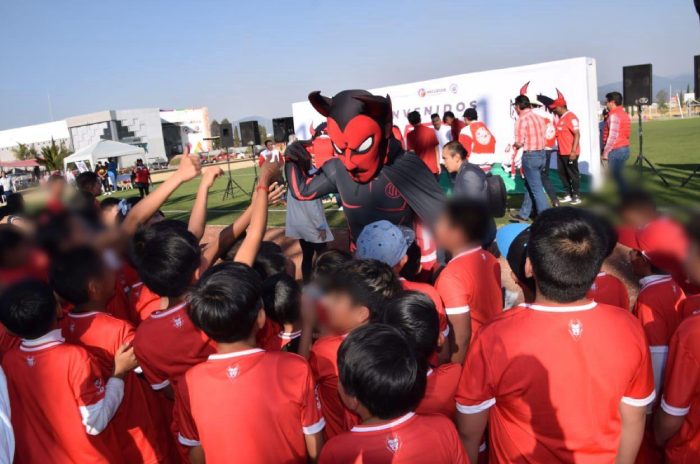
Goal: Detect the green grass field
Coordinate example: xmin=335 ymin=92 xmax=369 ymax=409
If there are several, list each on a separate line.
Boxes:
xmin=102 ymin=117 xmax=700 ymax=226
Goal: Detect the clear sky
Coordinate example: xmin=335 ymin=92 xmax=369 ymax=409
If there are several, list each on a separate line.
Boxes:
xmin=0 ymin=0 xmax=698 ymax=130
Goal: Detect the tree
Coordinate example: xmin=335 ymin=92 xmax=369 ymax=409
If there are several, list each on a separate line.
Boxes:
xmin=258 ymin=124 xmax=268 ymax=142
xmin=11 ymin=143 xmax=37 ymax=161
xmin=656 ymin=89 xmax=669 ymax=112
xmin=36 ymin=139 xmax=71 ymax=172
xmin=233 ymin=126 xmax=241 ymax=147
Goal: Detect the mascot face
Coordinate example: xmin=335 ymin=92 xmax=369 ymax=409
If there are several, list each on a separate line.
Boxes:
xmin=309 ymin=90 xmax=392 ymax=183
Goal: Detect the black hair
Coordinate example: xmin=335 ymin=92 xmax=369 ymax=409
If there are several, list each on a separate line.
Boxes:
xmin=606 ymin=91 xmax=623 ymax=106
xmin=463 ymin=108 xmax=478 ymax=121
xmin=262 ymin=273 xmax=301 ymax=326
xmin=131 ymin=220 xmax=201 ymax=297
xmin=443 ymin=198 xmax=491 ymax=243
xmin=407 ymin=111 xmax=421 ymax=125
xmin=311 ymin=249 xmax=352 ymax=292
xmin=514 ymin=95 xmax=531 ymax=110
xmin=50 ymin=246 xmax=105 ymax=306
xmin=443 ymin=111 xmax=455 ymax=120
xmin=76 ymin=171 xmax=100 ymax=192
xmin=443 ymin=140 xmax=468 ymax=160
xmin=325 ymin=259 xmax=401 ymax=321
xmin=35 ymin=211 xmax=74 ymax=257
xmin=430 ymin=113 xmax=440 ymax=120
xmin=100 ymin=197 xmax=121 ymax=210
xmin=0 ymin=225 xmax=27 ymax=267
xmin=188 ymin=262 xmax=263 ymax=343
xmin=0 ymin=280 xmax=57 ymax=339
xmin=338 ymin=324 xmax=426 ymax=419
xmin=528 ymin=207 xmax=605 ymax=302
xmin=383 ymin=291 xmax=439 ymax=362
xmin=592 ymin=213 xmax=618 ymax=258
xmin=251 ymin=241 xmax=286 ymax=279
xmin=265 ymin=139 xmax=273 ymax=145
xmin=618 ymin=189 xmax=656 ymax=214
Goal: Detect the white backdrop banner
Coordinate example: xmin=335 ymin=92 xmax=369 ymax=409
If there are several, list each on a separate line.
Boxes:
xmin=292 ymin=57 xmax=601 ymax=187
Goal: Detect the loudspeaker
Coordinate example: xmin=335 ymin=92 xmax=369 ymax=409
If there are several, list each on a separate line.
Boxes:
xmin=239 ymin=121 xmax=261 ymax=146
xmin=623 ymin=64 xmax=652 ymax=106
xmin=219 ymin=121 xmax=233 ymax=148
xmin=272 ymin=117 xmax=295 ymax=143
xmin=695 ymin=55 xmax=700 ymax=96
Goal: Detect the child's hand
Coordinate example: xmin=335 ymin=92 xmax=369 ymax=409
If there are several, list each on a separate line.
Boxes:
xmin=113 ymin=343 xmax=139 ymax=379
xmin=201 ymin=167 xmax=224 ymax=189
xmin=259 ymin=161 xmax=281 ymax=188
xmin=268 ymin=182 xmax=286 ymax=205
xmin=176 ymin=155 xmax=202 ymax=183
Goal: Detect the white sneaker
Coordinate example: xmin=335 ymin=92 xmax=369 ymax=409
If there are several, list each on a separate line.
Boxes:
xmin=560 ymin=195 xmax=573 ymax=203
xmin=571 ymin=197 xmax=582 ymax=205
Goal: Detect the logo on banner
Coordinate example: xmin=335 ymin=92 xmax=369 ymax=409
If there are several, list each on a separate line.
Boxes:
xmin=417 ymin=88 xmax=426 ymax=98
xmin=449 ymin=83 xmax=458 ymax=94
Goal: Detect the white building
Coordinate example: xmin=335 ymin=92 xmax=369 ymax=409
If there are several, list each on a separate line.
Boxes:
xmin=0 ymin=121 xmax=71 ymax=161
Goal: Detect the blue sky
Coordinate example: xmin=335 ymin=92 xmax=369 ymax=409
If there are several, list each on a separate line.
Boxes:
xmin=0 ymin=0 xmax=698 ymax=130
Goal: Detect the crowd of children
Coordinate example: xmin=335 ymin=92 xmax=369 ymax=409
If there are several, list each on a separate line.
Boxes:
xmin=1 ymin=154 xmax=700 ymax=464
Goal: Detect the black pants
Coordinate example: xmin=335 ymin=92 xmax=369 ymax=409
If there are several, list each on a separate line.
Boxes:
xmin=557 ymin=155 xmax=580 ymax=197
xmin=299 ymin=240 xmax=327 ymax=283
xmin=137 ymin=183 xmax=150 ymax=198
xmin=541 ymin=151 xmax=558 ymax=204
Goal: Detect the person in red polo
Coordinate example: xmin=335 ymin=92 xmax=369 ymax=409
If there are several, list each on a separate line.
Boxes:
xmin=602 ymin=91 xmax=632 ymax=192
xmin=443 ymin=111 xmax=466 ymax=143
xmin=458 ymin=108 xmax=496 ymax=169
xmin=405 ymin=111 xmax=440 ymax=175
xmin=550 ymin=90 xmax=582 ymax=204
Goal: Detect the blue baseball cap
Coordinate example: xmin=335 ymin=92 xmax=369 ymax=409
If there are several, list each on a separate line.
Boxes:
xmin=355 ymin=220 xmax=416 ymax=267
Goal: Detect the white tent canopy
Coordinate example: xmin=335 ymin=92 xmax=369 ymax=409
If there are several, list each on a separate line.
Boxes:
xmin=64 ymin=139 xmax=146 ymax=171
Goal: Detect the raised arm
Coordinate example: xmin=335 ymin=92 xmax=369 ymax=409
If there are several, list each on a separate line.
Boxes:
xmin=285 ymin=141 xmax=338 ymax=201
xmin=188 ymin=167 xmax=224 ymax=241
xmin=121 ymin=155 xmax=202 ymax=236
xmin=234 ymin=161 xmax=280 ymax=266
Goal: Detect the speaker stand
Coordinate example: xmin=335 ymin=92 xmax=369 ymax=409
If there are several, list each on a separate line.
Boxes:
xmin=680 ymin=164 xmax=700 ymax=187
xmin=633 ymin=103 xmax=669 ymax=187
xmin=221 ymin=155 xmax=249 ymax=201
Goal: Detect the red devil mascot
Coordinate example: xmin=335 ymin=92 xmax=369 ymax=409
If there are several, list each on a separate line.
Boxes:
xmin=285 ymin=89 xmax=444 ymax=267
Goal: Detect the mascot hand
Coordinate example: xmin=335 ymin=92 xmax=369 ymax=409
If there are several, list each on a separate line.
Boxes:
xmin=284 ymin=141 xmax=313 ymax=172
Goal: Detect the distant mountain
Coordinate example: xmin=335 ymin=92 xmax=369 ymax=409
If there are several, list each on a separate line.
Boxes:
xmin=597 ymin=74 xmax=694 ymax=101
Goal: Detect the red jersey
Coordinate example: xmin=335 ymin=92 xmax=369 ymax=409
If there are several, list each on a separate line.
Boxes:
xmin=435 ymin=247 xmax=502 ymax=337
xmin=406 ymin=125 xmax=440 ymax=174
xmin=633 ymin=275 xmax=685 ymax=347
xmin=133 ymin=302 xmax=216 ymax=390
xmin=450 ymin=119 xmax=466 ymax=143
xmin=456 ymin=302 xmax=655 ymax=463
xmin=680 ymin=293 xmax=700 ymax=320
xmin=260 ymin=329 xmax=302 ymax=352
xmin=587 ymin=271 xmax=630 ymax=310
xmin=417 ymin=364 xmax=461 ymax=418
xmin=555 ymin=111 xmax=581 ymax=155
xmin=311 ymin=134 xmax=335 ymax=168
xmin=60 ymin=311 xmax=174 ymax=463
xmin=320 ymin=412 xmax=466 ymax=463
xmin=129 ymin=281 xmax=162 ymax=323
xmin=309 ymin=334 xmax=360 ymax=438
xmin=458 ymin=121 xmax=496 ymax=156
xmin=660 ymin=314 xmax=700 ymax=463
xmin=175 ymin=348 xmax=325 ymax=464
xmin=134 ymin=165 xmax=150 ymax=184
xmin=3 ymin=330 xmax=121 ymax=463
xmin=0 ymin=324 xmax=19 ymax=361
xmin=400 ymin=278 xmax=448 ymax=337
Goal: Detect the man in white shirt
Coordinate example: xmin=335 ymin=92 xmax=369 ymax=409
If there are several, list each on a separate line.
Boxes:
xmin=431 ymin=113 xmax=453 ymax=161
xmin=259 ymin=140 xmax=281 ymax=163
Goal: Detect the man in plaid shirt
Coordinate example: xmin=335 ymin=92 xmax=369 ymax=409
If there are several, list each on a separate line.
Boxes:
xmin=511 ymin=95 xmax=550 ymax=222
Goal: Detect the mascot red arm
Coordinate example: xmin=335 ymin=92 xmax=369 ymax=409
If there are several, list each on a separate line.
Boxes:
xmin=285 ymin=89 xmax=444 ymax=269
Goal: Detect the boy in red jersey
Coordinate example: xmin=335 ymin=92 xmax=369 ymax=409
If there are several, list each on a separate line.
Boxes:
xmin=355 ymin=219 xmax=450 ymax=361
xmin=587 ymin=215 xmax=630 ymax=309
xmin=175 ymin=262 xmax=325 ymax=464
xmin=434 ymin=198 xmax=502 ymax=363
xmin=0 ymin=280 xmax=138 ymax=463
xmin=50 ymin=246 xmax=176 ymax=463
xmin=320 ymin=324 xmax=466 ymax=463
xmin=310 ymin=259 xmax=402 ymax=438
xmin=261 ymin=273 xmax=303 ymax=352
xmin=383 ymin=291 xmax=460 ymax=418
xmin=655 ymin=217 xmax=700 ymax=461
xmin=457 ymin=207 xmax=654 ymax=464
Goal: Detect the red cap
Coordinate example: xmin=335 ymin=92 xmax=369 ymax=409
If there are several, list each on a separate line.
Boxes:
xmin=548 ymin=88 xmax=567 ymax=109
xmin=618 ymin=218 xmax=688 ymax=274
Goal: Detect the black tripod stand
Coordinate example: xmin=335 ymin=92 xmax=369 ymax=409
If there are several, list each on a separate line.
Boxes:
xmin=633 ymin=100 xmax=669 ymax=187
xmin=221 ymin=154 xmax=249 ymax=201
xmin=680 ymin=165 xmax=700 ymax=187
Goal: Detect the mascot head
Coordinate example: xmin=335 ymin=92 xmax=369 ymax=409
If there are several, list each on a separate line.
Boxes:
xmin=308 ymin=89 xmax=392 ymax=183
